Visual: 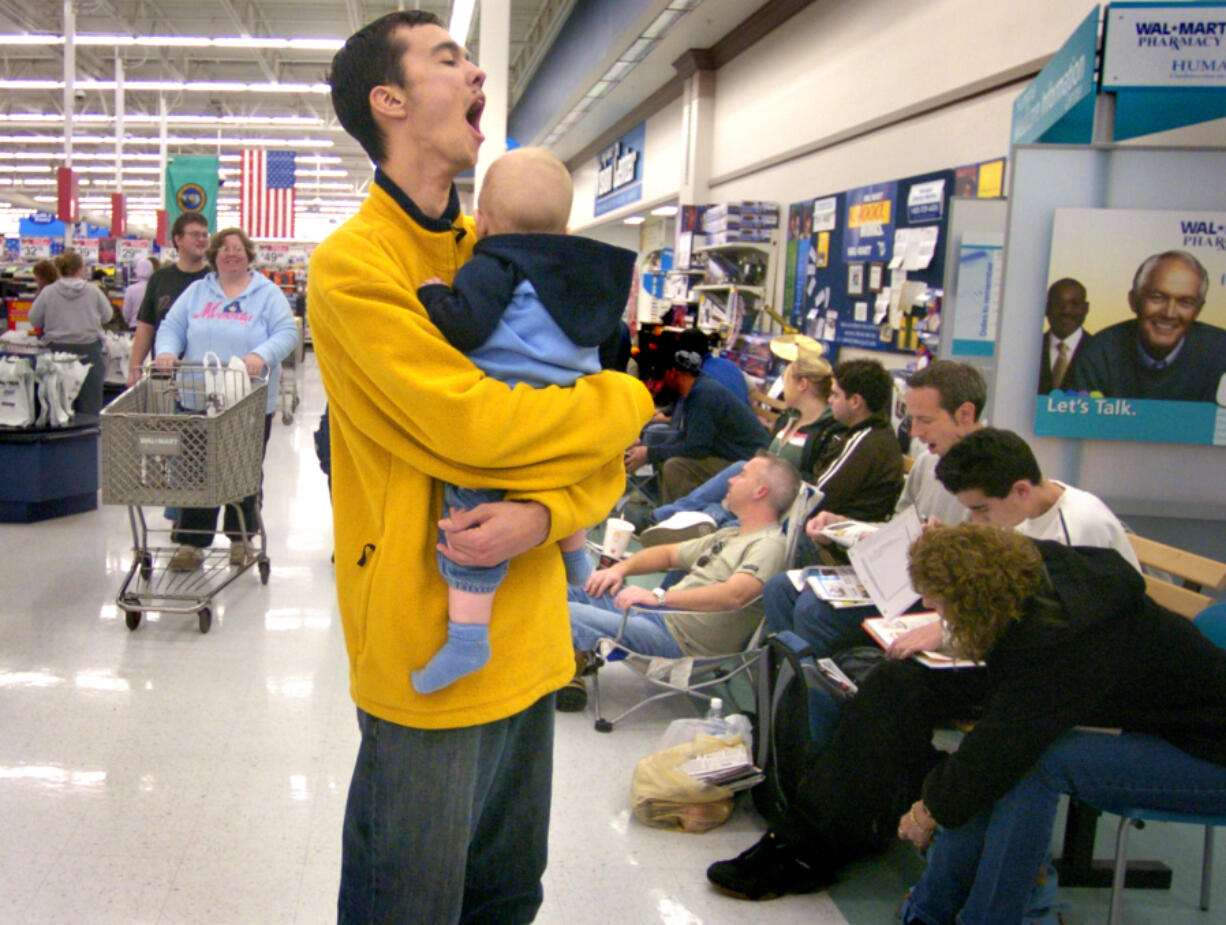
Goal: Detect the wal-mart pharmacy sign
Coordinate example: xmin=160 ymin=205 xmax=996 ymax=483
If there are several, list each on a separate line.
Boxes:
xmin=594 ymin=123 xmax=644 ymax=217
xmin=1104 ymin=1 xmax=1226 ymax=87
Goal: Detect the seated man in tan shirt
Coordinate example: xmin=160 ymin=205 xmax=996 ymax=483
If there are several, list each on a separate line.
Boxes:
xmin=560 ymin=453 xmax=800 ymax=710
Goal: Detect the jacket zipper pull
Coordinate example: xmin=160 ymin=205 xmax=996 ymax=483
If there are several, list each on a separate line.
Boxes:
xmin=357 ymin=543 xmax=376 ymax=567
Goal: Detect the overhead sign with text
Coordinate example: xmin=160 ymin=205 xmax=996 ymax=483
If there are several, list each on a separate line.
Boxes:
xmin=593 ymin=122 xmax=645 ymax=217
xmin=1012 ymin=5 xmax=1100 ymax=144
xmin=1035 ymin=207 xmax=1226 ymax=446
xmin=1104 ymin=1 xmax=1226 ymax=87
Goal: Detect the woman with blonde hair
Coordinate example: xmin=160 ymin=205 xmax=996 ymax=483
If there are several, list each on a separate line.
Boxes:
xmin=636 ymin=347 xmax=843 ymax=544
xmin=897 ymin=523 xmax=1226 ymax=925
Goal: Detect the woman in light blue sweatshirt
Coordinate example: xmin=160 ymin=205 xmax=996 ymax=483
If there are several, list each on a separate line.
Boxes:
xmin=154 ymin=227 xmax=298 ymax=570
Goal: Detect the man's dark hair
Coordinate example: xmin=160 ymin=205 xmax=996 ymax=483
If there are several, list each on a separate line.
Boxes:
xmin=833 ymin=359 xmax=892 ymax=415
xmin=935 ymin=428 xmax=1042 ymax=499
xmin=906 ymin=361 xmax=987 ymax=420
xmin=676 ymin=328 xmax=713 ymax=357
xmin=327 ymin=11 xmax=444 ymax=164
xmin=171 ymin=211 xmax=208 ymax=244
xmin=1046 ymin=277 xmax=1086 ymax=310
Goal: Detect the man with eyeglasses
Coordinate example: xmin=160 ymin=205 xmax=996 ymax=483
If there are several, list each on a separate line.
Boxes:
xmin=1066 ymin=250 xmax=1226 ymax=402
xmin=127 ymin=211 xmax=211 ymax=385
xmin=558 ymin=453 xmax=801 ymax=711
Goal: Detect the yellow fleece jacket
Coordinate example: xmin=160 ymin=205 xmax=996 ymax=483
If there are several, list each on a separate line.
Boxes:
xmin=309 ymin=182 xmax=653 ymax=729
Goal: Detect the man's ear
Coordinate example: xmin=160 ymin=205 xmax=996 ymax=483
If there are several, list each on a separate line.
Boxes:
xmin=953 ymin=401 xmax=976 ymax=428
xmin=369 ymin=84 xmax=406 ymax=122
xmin=1011 ymin=479 xmax=1032 ymax=503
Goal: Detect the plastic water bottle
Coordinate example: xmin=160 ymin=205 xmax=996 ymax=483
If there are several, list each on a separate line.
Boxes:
xmin=703 ymin=697 xmax=729 ymax=736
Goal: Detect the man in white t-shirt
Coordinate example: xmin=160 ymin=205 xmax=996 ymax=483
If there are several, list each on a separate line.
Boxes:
xmin=934 ymin=426 xmax=1138 ymax=568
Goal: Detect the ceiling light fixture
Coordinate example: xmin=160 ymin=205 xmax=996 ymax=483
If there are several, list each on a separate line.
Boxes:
xmin=0 ymin=34 xmax=345 ymax=51
xmin=0 ymin=78 xmax=332 ymax=95
xmin=449 ymin=0 xmax=478 ymax=45
xmin=0 ymin=133 xmax=334 ymax=148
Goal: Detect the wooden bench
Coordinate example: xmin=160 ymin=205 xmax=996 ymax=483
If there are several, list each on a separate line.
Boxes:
xmin=1127 ymin=533 xmax=1226 ymax=619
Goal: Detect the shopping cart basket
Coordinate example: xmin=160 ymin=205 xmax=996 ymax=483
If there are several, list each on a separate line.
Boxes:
xmin=100 ymin=364 xmax=270 ymax=633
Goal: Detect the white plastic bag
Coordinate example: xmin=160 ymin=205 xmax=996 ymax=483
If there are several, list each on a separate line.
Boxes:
xmin=199 ymin=351 xmax=252 ymax=415
xmin=0 ymin=357 xmax=36 ymax=427
xmin=658 ymin=713 xmax=753 ymax=754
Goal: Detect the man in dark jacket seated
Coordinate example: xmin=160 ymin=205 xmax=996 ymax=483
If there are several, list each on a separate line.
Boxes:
xmin=623 ymin=350 xmax=769 ymax=503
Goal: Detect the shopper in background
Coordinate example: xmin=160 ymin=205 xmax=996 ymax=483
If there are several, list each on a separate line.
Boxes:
xmin=121 ymin=257 xmax=155 ymax=329
xmin=153 ymin=227 xmax=297 ymax=571
xmin=31 ymin=259 xmax=59 ymax=293
xmin=127 ymin=211 xmax=211 ymax=385
xmin=28 ymin=249 xmax=113 ymax=416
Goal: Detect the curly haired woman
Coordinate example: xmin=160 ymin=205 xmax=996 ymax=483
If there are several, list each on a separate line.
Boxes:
xmin=897 ymin=524 xmax=1226 ymax=925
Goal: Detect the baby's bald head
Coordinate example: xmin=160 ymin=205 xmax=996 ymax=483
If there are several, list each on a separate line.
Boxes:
xmin=477 ymin=147 xmax=573 ymax=236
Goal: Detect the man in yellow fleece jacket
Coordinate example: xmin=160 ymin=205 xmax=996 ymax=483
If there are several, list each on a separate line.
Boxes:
xmin=311 ymin=11 xmax=653 ymax=924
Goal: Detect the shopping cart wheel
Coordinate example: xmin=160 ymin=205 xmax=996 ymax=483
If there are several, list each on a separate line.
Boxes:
xmin=139 ymin=552 xmax=153 ymax=582
xmin=258 ymin=559 xmax=271 ymax=585
xmin=197 ymin=607 xmax=212 ymax=634
xmin=282 ymin=411 xmax=293 ymax=425
xmin=123 ymin=608 xmax=141 ymax=631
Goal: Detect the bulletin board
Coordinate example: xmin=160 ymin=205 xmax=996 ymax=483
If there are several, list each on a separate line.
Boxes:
xmin=782 ymin=158 xmax=1005 ymax=359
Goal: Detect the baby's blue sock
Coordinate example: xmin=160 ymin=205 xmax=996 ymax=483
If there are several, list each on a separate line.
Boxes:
xmin=562 ymin=546 xmax=593 ymax=586
xmin=411 ymin=621 xmax=491 ymax=694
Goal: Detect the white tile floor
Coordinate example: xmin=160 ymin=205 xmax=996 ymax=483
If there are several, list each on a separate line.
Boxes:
xmin=0 ymin=354 xmax=1221 ymax=924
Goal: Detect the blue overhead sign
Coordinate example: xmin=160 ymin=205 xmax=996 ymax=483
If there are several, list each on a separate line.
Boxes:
xmin=594 ymin=122 xmax=644 ymax=217
xmin=1012 ymin=6 xmax=1100 ymax=144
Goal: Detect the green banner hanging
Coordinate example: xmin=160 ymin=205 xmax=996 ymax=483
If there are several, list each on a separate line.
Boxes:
xmin=165 ymin=155 xmax=220 ymax=231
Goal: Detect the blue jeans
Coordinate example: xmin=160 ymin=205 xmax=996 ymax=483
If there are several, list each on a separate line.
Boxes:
xmin=762 ymin=571 xmax=875 ymax=657
xmin=903 ymin=730 xmax=1226 ymax=925
xmin=437 ymin=484 xmax=509 ymax=593
xmin=338 ymin=698 xmax=555 ymax=924
xmin=566 ymin=585 xmax=684 ymax=657
xmin=651 ymin=459 xmax=742 ymax=527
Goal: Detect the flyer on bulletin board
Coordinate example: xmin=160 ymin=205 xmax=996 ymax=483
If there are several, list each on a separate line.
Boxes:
xmin=1035 ymin=208 xmax=1226 ymax=446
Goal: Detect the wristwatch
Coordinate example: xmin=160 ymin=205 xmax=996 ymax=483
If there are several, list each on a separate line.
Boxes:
xmin=652 ymin=586 xmax=667 ymax=606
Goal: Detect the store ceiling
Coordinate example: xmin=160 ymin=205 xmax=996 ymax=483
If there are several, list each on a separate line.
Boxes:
xmin=0 ymin=0 xmax=772 ymax=232
xmin=0 ymin=0 xmax=565 ymax=225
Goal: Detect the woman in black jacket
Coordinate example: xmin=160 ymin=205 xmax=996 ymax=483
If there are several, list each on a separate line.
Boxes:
xmin=897 ymin=523 xmax=1226 ymax=925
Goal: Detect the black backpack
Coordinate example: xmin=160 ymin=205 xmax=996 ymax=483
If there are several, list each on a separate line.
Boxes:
xmin=751 ymin=632 xmax=879 ymax=825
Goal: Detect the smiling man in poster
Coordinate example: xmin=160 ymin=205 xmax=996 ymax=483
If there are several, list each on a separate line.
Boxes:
xmin=1066 ymin=249 xmax=1226 ymax=402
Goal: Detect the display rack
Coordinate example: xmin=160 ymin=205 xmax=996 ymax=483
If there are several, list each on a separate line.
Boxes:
xmin=691 ymin=236 xmax=781 ymax=343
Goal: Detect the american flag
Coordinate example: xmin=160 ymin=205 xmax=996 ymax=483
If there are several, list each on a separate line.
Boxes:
xmin=240 ymin=149 xmax=295 ymax=238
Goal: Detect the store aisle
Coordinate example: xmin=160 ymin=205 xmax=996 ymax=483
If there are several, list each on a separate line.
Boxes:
xmin=0 ymin=355 xmax=1219 ymax=924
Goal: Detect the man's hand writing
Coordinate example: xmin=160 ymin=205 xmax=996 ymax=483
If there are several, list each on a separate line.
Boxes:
xmin=886 ymin=620 xmax=944 ymax=659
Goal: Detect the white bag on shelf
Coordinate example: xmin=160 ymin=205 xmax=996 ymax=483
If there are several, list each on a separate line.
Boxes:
xmin=0 ymin=356 xmax=37 ymax=428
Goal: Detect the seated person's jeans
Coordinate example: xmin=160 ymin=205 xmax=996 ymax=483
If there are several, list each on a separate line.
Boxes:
xmin=437 ymin=484 xmax=508 ymax=593
xmin=902 ymin=730 xmax=1226 ymax=925
xmin=651 ymin=458 xmax=743 ymax=527
xmin=566 ymin=584 xmax=684 ymax=658
xmin=763 ymin=571 xmax=875 ymax=658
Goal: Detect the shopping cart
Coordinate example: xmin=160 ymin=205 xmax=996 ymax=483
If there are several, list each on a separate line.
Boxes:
xmin=100 ymin=364 xmax=270 ymax=633
xmin=278 ymin=316 xmax=304 ymax=425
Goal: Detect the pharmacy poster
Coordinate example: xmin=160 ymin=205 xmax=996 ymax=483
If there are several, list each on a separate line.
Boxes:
xmin=1035 ymin=207 xmax=1226 ymax=445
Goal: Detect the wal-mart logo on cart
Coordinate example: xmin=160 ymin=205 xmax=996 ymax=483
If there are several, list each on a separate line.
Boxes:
xmin=195 ymin=301 xmax=253 ymax=323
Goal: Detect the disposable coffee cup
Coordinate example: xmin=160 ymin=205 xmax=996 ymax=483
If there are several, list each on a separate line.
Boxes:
xmin=602 ymin=517 xmax=635 ymax=558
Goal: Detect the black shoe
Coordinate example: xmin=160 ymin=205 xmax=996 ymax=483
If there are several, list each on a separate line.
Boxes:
xmin=707 ymin=831 xmax=833 ymax=900
xmin=555 ymin=678 xmax=588 ymax=712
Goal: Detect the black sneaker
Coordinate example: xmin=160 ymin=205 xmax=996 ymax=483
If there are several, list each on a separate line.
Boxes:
xmin=707 ymin=831 xmax=833 ymax=900
xmin=555 ymin=678 xmax=588 ymax=712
